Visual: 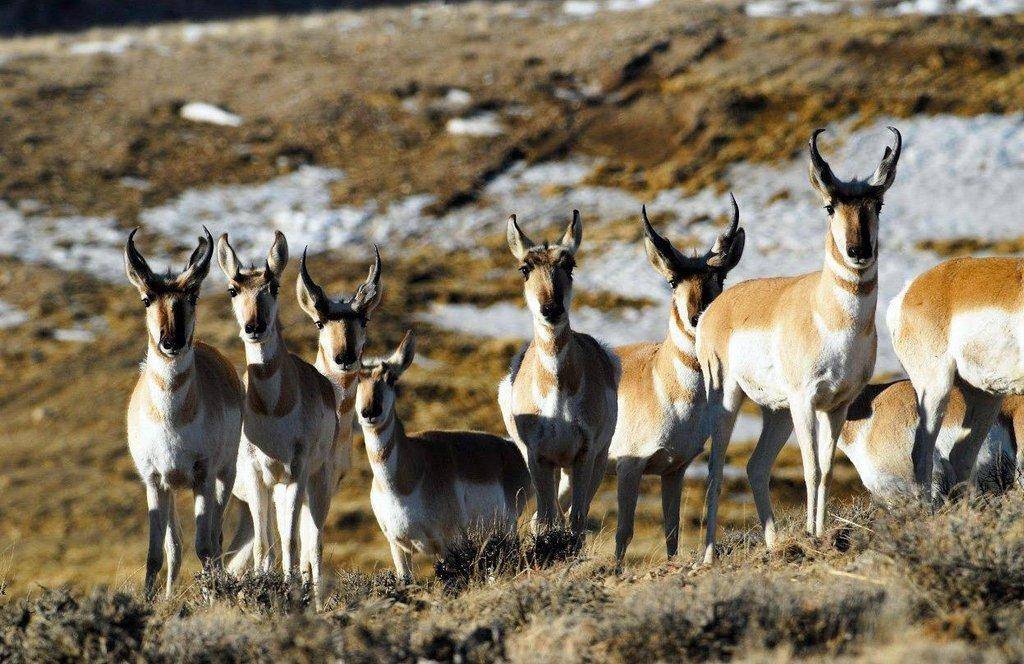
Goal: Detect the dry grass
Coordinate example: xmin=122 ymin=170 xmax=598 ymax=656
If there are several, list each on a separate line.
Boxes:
xmin=1 ymin=497 xmax=1022 ymax=662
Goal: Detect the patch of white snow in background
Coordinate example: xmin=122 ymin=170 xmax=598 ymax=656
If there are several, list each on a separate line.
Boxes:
xmin=179 ymin=102 xmax=243 ymax=127
xmin=68 ymin=35 xmax=135 ymax=56
xmin=564 ymin=0 xmax=660 ymax=15
xmin=52 ymin=328 xmax=96 ymax=343
xmin=0 ymin=301 xmax=29 ymax=330
xmin=446 ymin=113 xmax=506 ymax=137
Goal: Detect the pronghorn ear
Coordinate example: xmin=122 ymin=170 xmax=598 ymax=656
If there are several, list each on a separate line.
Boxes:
xmin=353 ymin=244 xmax=383 ymax=315
xmin=296 ymin=247 xmax=328 ymax=319
xmin=266 ymin=231 xmax=289 ymax=278
xmin=506 ymin=214 xmax=533 ymax=262
xmin=640 ymin=205 xmax=679 ymax=282
xmin=217 ymin=233 xmax=241 ymax=280
xmin=561 ymin=209 xmax=583 ymax=256
xmin=124 ymin=227 xmax=155 ymax=292
xmin=387 ymin=330 xmax=416 ymax=375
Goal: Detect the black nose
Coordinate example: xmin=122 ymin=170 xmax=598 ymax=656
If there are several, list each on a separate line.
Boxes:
xmin=360 ymin=407 xmax=379 ymax=420
xmin=159 ymin=336 xmax=182 ymax=354
xmin=336 ymin=352 xmax=357 ymax=366
xmin=540 ymin=303 xmax=564 ymax=321
xmin=244 ymin=321 xmax=266 ymax=335
xmin=847 ymin=245 xmax=871 ymax=261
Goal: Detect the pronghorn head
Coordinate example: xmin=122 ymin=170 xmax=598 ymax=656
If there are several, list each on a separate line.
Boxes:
xmin=124 ymin=227 xmax=214 ymax=358
xmin=808 ymin=126 xmax=901 ymax=269
xmin=217 ymin=231 xmax=289 ymax=344
xmin=642 ymin=196 xmax=745 ymax=334
xmin=296 ymin=245 xmax=383 ymax=373
xmin=506 ymin=210 xmax=582 ymax=327
xmin=356 ymin=330 xmax=415 ymax=429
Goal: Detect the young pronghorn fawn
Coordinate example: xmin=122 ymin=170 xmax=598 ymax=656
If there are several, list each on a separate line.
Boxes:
xmin=887 ymin=253 xmax=1024 ymax=501
xmin=498 ymin=211 xmax=620 ymax=535
xmin=608 ymin=199 xmax=744 ymax=566
xmin=226 ymin=246 xmax=382 ymax=573
xmin=697 ymin=127 xmax=902 ymax=563
xmin=356 ymin=332 xmax=532 ymax=582
xmin=124 ymin=227 xmax=243 ymax=599
xmin=217 ymin=231 xmax=339 ymax=608
xmin=840 ymin=380 xmax=1021 ymax=501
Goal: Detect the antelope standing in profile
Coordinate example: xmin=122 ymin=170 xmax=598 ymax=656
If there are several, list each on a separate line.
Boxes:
xmin=124 ymin=228 xmax=243 ymax=599
xmin=840 ymin=380 xmax=1021 ymax=500
xmin=609 ymin=199 xmax=744 ymax=566
xmin=498 ymin=211 xmax=620 ymax=534
xmin=697 ymin=127 xmax=901 ymax=563
xmin=357 ymin=332 xmax=532 ymax=582
xmin=217 ymin=232 xmax=338 ymax=608
xmin=888 ymin=253 xmax=1024 ymax=501
xmin=226 ymin=246 xmax=383 ymax=573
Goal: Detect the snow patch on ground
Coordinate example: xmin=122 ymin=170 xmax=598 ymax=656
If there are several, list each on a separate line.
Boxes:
xmin=0 ymin=301 xmax=29 ymax=330
xmin=563 ymin=0 xmax=660 ymax=15
xmin=446 ymin=113 xmax=506 ymax=137
xmin=179 ymin=102 xmax=243 ymax=127
xmin=67 ymin=36 xmax=136 ymax=56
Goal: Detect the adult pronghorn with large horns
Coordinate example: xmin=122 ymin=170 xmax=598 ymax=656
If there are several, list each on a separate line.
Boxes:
xmin=217 ymin=231 xmax=339 ymax=608
xmin=124 ymin=227 xmax=243 ymax=599
xmin=499 ymin=210 xmax=620 ymax=535
xmin=608 ymin=198 xmax=744 ymax=566
xmin=887 ymin=251 xmax=1024 ymax=501
xmin=697 ymin=126 xmax=902 ymax=563
xmin=226 ymin=246 xmax=383 ymax=573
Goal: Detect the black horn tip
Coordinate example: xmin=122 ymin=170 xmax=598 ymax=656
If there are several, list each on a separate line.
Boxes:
xmin=508 ymin=213 xmax=517 ymax=224
xmin=572 ymin=209 xmax=580 ymax=223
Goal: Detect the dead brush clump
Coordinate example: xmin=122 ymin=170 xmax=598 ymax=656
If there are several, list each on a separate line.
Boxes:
xmin=333 ymin=569 xmax=417 ymax=610
xmin=0 ymin=588 xmax=150 ymax=663
xmin=873 ymin=492 xmax=1024 ymax=611
xmin=194 ymin=566 xmax=311 ymax=615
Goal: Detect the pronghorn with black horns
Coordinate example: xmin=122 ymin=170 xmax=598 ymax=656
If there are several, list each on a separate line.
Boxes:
xmin=887 ymin=250 xmax=1024 ymax=501
xmin=226 ymin=246 xmax=383 ymax=572
xmin=357 ymin=332 xmax=532 ymax=582
xmin=498 ymin=210 xmax=620 ymax=535
xmin=217 ymin=231 xmax=339 ymax=609
xmin=697 ymin=127 xmax=901 ymax=563
xmin=124 ymin=227 xmax=243 ymax=599
xmin=608 ymin=197 xmax=744 ymax=566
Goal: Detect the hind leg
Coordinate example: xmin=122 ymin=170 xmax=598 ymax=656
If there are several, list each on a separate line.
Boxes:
xmin=746 ymin=408 xmax=793 ymax=550
xmin=953 ymin=384 xmax=1004 ymax=494
xmin=211 ymin=470 xmax=234 ymax=565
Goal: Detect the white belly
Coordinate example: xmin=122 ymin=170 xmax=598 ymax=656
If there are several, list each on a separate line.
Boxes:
xmin=951 ymin=309 xmax=1024 ymax=394
xmin=729 ymin=329 xmax=788 ymax=409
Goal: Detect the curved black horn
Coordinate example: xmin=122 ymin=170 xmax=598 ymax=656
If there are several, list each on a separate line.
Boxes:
xmin=869 ymin=126 xmax=902 ymax=191
xmin=298 ymin=247 xmax=328 ymax=313
xmin=353 ymin=244 xmax=383 ymax=310
xmin=712 ymin=193 xmax=740 ymax=253
xmin=808 ymin=128 xmax=839 ymax=194
xmin=641 ymin=205 xmax=678 ymax=265
xmin=124 ymin=227 xmax=155 ymax=287
xmin=181 ymin=226 xmax=214 ymax=287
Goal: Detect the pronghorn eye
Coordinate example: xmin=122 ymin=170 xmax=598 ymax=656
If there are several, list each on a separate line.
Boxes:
xmin=188 ymin=293 xmax=198 ymax=306
xmin=824 ymin=204 xmax=835 ymax=216
xmin=690 ymin=314 xmax=700 ymax=327
xmin=141 ymin=296 xmax=152 ymax=307
xmin=269 ymin=283 xmax=279 ymax=298
xmin=315 ymin=320 xmax=324 ymax=330
xmin=227 ymin=287 xmax=238 ymax=298
xmin=668 ymin=277 xmax=679 ymax=288
xmin=519 ymin=265 xmax=531 ymax=279
xmin=875 ymin=200 xmax=884 ymax=214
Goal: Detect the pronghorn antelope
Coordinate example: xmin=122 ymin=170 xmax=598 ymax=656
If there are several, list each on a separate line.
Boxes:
xmin=697 ymin=127 xmax=901 ymax=563
xmin=840 ymin=380 xmax=1021 ymax=501
xmin=226 ymin=246 xmax=383 ymax=573
xmin=608 ymin=199 xmax=745 ymax=565
xmin=887 ymin=255 xmax=1024 ymax=500
xmin=124 ymin=227 xmax=243 ymax=599
xmin=498 ymin=211 xmax=620 ymax=534
xmin=217 ymin=231 xmax=339 ymax=608
xmin=357 ymin=332 xmax=532 ymax=582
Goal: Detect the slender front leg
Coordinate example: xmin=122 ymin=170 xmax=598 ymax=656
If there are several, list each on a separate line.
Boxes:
xmin=660 ymin=466 xmax=685 ymax=560
xmin=614 ymin=460 xmax=644 ymax=568
xmin=568 ymin=455 xmax=595 ymax=535
xmin=273 ymin=480 xmax=304 ymax=579
xmin=164 ymin=497 xmax=182 ymax=598
xmin=389 ymin=540 xmax=413 ymax=584
xmin=702 ymin=383 xmax=742 ymax=565
xmin=746 ymin=408 xmax=793 ymax=550
xmin=814 ymin=406 xmax=848 ymax=537
xmin=529 ymin=453 xmax=561 ymax=532
xmin=211 ymin=471 xmax=235 ymax=564
xmin=193 ymin=475 xmax=218 ymax=567
xmin=144 ymin=480 xmax=171 ymax=600
xmin=248 ymin=482 xmax=272 ymax=572
xmin=789 ymin=398 xmax=819 ymax=536
xmin=300 ymin=469 xmax=331 ymax=611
